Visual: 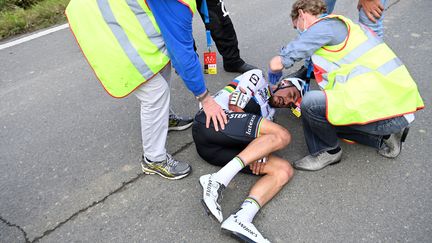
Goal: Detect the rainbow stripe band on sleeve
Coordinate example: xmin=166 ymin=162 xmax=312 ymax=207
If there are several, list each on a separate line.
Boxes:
xmin=223 ymin=85 xmax=235 ymax=93
xmin=223 ymin=78 xmax=240 ymax=93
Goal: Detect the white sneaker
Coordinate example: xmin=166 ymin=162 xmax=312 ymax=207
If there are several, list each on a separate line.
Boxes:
xmin=221 ymin=214 xmax=270 ymax=243
xmin=199 ymin=174 xmax=225 ymax=223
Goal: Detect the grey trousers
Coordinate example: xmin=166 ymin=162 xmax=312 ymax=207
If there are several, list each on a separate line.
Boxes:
xmin=133 ymin=65 xmax=171 ymax=162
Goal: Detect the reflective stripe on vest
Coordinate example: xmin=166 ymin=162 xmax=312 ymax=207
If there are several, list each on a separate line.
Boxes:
xmin=98 ymin=0 xmax=161 ymax=80
xmin=333 ymin=24 xmax=382 ymax=67
xmin=309 ymin=15 xmax=424 ymax=125
xmin=312 ymin=16 xmax=385 ymax=89
xmin=66 ymin=0 xmax=196 ymax=98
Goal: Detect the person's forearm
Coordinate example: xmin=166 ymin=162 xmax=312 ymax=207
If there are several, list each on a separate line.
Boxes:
xmin=277 ymin=24 xmax=336 ymax=69
xmin=170 ymin=54 xmax=207 ymax=96
xmin=278 ymin=41 xmax=308 ymax=69
xmin=147 ymin=0 xmax=207 ymax=96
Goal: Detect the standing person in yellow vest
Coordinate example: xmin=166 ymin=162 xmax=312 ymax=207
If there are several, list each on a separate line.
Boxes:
xmin=66 ymin=0 xmax=227 ymax=179
xmin=268 ymin=0 xmax=424 ymax=171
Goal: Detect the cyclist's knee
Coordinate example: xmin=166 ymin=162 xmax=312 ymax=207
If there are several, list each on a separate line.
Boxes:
xmin=272 ymin=127 xmax=291 ymax=150
xmin=274 ymin=160 xmax=294 ymax=186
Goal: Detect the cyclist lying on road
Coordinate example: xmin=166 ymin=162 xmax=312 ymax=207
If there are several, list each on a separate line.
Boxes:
xmin=193 ymin=69 xmax=305 ymax=242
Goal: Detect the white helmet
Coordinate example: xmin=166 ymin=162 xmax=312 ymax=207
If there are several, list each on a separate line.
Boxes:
xmin=275 ymin=77 xmax=306 ymax=97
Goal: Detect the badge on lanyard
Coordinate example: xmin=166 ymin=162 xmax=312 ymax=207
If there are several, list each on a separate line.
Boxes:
xmin=203 ymin=29 xmax=217 ymax=74
xmin=291 ymin=98 xmax=302 ymax=118
xmin=200 ymin=1 xmax=217 ymax=75
xmin=204 ymin=48 xmax=217 ymax=74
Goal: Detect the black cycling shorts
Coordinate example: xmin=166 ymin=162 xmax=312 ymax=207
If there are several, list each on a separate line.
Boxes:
xmin=192 ymin=110 xmax=263 ymax=172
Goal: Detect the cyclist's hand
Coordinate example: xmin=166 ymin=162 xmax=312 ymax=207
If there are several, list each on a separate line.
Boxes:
xmin=250 ymin=160 xmax=267 ymax=175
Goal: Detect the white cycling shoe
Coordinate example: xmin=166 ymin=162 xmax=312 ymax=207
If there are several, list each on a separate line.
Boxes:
xmin=221 ymin=214 xmax=271 ymax=243
xmin=199 ymin=174 xmax=225 ymax=223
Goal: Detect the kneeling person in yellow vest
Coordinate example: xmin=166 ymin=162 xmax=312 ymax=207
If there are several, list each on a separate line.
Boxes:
xmin=66 ymin=0 xmax=228 ymax=179
xmin=268 ymin=0 xmax=424 ymax=171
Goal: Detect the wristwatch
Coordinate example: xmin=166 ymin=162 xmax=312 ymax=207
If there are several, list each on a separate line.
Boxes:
xmin=196 ymin=89 xmax=209 ymax=102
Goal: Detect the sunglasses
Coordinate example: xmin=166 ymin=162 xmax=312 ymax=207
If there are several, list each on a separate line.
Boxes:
xmin=273 ymin=80 xmax=295 ymax=93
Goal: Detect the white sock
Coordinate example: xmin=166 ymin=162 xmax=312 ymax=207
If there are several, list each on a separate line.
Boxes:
xmin=213 ymin=156 xmax=245 ymax=186
xmin=235 ymin=196 xmax=261 ymax=223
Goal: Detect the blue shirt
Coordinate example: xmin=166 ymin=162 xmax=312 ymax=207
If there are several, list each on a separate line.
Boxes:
xmin=280 ymin=18 xmax=348 ymax=68
xmin=146 ymin=0 xmax=206 ymax=96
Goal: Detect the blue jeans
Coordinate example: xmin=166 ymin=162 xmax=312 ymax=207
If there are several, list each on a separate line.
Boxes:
xmin=300 ymin=91 xmax=409 ymax=155
xmin=324 ymin=0 xmax=387 ymax=38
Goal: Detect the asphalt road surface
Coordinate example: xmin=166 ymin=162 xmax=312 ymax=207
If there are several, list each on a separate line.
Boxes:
xmin=1 ymin=0 xmax=431 ymax=242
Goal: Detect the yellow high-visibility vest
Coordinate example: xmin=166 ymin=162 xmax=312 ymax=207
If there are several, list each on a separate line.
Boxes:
xmin=311 ymin=15 xmax=424 ymax=125
xmin=66 ymin=0 xmax=197 ymax=98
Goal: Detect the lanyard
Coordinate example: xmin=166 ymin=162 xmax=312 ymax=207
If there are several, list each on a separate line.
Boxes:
xmin=200 ymin=0 xmax=213 ymax=50
xmin=200 ymin=0 xmax=217 ymax=74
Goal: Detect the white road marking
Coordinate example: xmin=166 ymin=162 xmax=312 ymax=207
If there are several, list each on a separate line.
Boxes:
xmin=0 ymin=23 xmax=69 ymax=51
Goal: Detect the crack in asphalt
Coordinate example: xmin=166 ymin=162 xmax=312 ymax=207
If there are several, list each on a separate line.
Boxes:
xmin=0 ymin=216 xmax=30 ymax=243
xmin=172 ymin=141 xmax=195 ymax=156
xmin=386 ymin=0 xmax=401 ymax=10
xmin=31 ymin=141 xmax=194 ymax=242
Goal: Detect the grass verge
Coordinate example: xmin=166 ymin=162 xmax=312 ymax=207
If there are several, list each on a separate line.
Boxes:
xmin=0 ymin=0 xmax=70 ymax=40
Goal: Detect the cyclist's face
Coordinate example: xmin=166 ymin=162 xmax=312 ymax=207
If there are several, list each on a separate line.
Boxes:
xmin=269 ymin=86 xmax=300 ymax=108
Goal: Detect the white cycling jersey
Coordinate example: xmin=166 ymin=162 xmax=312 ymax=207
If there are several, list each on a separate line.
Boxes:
xmin=213 ymin=69 xmax=276 ymax=120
